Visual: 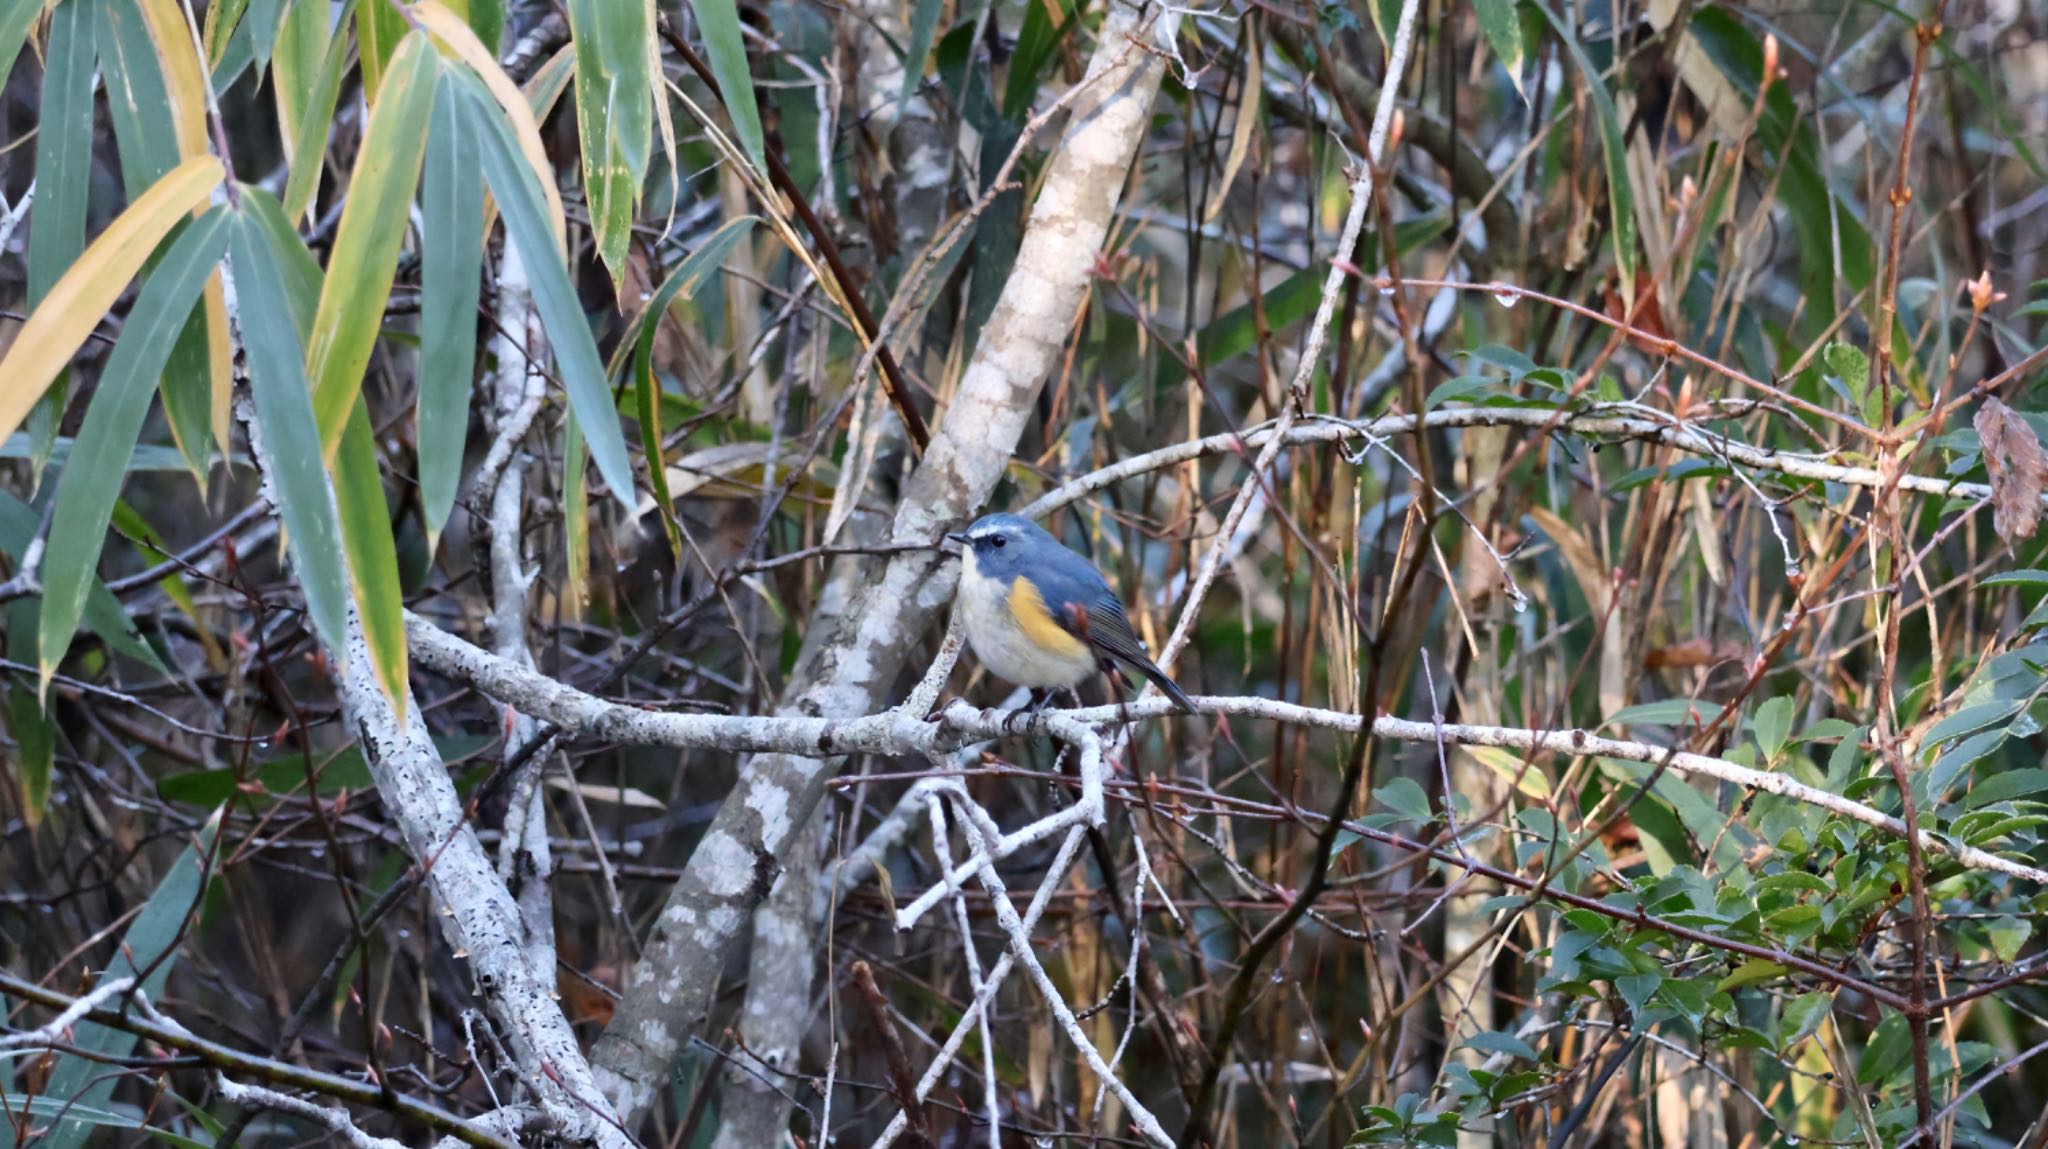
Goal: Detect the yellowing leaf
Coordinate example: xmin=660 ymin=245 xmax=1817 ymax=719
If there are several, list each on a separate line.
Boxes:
xmin=305 ymin=29 xmax=436 ymax=460
xmin=0 ymin=156 xmax=225 ymax=450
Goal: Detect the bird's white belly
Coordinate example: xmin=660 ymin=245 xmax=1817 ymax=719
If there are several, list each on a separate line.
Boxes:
xmin=957 ymin=557 xmax=1096 ymax=689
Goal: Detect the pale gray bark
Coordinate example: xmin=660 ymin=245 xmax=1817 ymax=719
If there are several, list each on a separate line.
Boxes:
xmin=586 ymin=0 xmax=1182 ymax=1125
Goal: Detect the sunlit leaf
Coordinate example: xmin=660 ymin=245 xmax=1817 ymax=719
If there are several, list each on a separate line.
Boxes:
xmin=307 ymin=29 xmax=436 ymax=460
xmin=0 ymin=157 xmax=226 ymax=451
xmin=40 ymin=208 xmax=229 ymax=691
xmin=228 ymin=208 xmax=354 ymax=662
xmin=419 ymin=71 xmax=486 ymax=548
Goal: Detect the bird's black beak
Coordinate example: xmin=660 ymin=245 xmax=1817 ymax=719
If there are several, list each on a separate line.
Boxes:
xmin=944 ymin=531 xmax=970 ymax=547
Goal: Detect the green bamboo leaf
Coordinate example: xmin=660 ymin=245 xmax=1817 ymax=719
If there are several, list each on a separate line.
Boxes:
xmin=1474 ymin=0 xmax=1525 ymax=98
xmin=1534 ymin=0 xmax=1636 ymax=302
xmin=240 ymin=186 xmax=326 ymax=334
xmin=228 ymin=210 xmax=353 ymax=661
xmin=355 ymin=0 xmax=407 ymax=102
xmin=620 ymin=216 xmax=754 ymax=559
xmin=201 ymin=0 xmax=249 ymax=66
xmin=208 ymin=0 xmax=285 ymax=87
xmin=97 ymin=0 xmax=218 ymax=481
xmin=40 ymin=208 xmax=229 ymax=690
xmin=419 ymin=72 xmax=486 ymax=548
xmin=0 ymin=0 xmax=45 ymax=90
xmin=4 ymin=680 xmax=53 ymax=826
xmin=30 ymin=813 xmax=220 ymax=1149
xmin=307 ymin=29 xmax=436 ymax=459
xmin=24 ymin=0 xmax=97 ymax=487
xmin=562 ymin=410 xmax=589 ymax=619
xmin=567 ymin=0 xmax=654 ymax=284
xmin=272 ymin=0 xmax=334 ymax=152
xmin=685 ymin=0 xmax=765 ymax=174
xmin=456 ymin=70 xmax=636 ymax=506
xmin=1002 ymin=0 xmax=1075 ymax=120
xmin=336 ymin=397 xmax=408 ymax=718
xmin=280 ymin=0 xmax=354 ymax=224
xmin=899 ymin=0 xmax=942 ymax=104
xmin=450 ymin=0 xmax=504 ymax=53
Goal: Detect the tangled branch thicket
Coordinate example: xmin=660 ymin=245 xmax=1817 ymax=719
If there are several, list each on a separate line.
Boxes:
xmin=7 ymin=0 xmax=2048 ymax=1144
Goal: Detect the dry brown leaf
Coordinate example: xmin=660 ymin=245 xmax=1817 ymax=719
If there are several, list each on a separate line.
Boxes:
xmin=1975 ymin=398 xmax=2046 ymax=543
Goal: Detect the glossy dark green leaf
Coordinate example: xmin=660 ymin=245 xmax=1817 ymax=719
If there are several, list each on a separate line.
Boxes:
xmin=899 ymin=0 xmax=943 ymax=104
xmin=1003 ymin=0 xmax=1076 ymax=120
xmin=456 ymin=70 xmax=635 ymax=506
xmin=419 ymin=72 xmax=486 ymax=546
xmin=39 ymin=209 xmax=228 ymax=687
xmin=228 ymin=210 xmax=354 ymax=659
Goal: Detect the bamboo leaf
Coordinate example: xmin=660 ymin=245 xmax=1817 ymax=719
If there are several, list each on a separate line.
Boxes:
xmin=0 ymin=0 xmax=45 ymax=91
xmin=457 ymin=70 xmax=635 ymax=506
xmin=306 ymin=29 xmax=436 ymax=460
xmin=228 ymin=209 xmax=354 ymax=662
xmin=4 ymin=681 xmax=53 ymax=827
xmin=1536 ymin=0 xmax=1636 ymax=302
xmin=562 ymin=410 xmax=588 ymax=620
xmin=899 ymin=0 xmax=942 ymax=105
xmin=419 ymin=71 xmax=485 ymax=548
xmin=567 ymin=0 xmax=654 ymax=284
xmin=411 ymin=0 xmax=565 ymax=256
xmin=279 ymin=0 xmax=354 ymax=225
xmin=355 ymin=0 xmax=406 ymax=102
xmin=40 ymin=208 xmax=229 ymax=692
xmin=32 ymin=814 xmax=220 ymax=1149
xmin=272 ymin=0 xmax=334 ymax=161
xmin=1474 ymin=0 xmax=1525 ymax=98
xmin=24 ymin=0 xmax=97 ymax=485
xmin=0 ymin=157 xmax=226 ymax=451
xmin=336 ymin=398 xmax=408 ymax=718
xmin=685 ymin=0 xmax=766 ymax=175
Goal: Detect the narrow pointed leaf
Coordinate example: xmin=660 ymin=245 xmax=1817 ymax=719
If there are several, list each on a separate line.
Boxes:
xmin=280 ymin=0 xmax=355 ymax=224
xmin=686 ymin=0 xmax=765 ymax=174
xmin=3 ymin=681 xmax=52 ymax=826
xmin=307 ymin=29 xmax=435 ymax=459
xmin=228 ymin=210 xmax=354 ymax=661
xmin=0 ymin=492 xmax=160 ymax=672
xmin=0 ymin=157 xmax=225 ymax=450
xmin=0 ymin=0 xmax=45 ymax=90
xmin=562 ymin=411 xmax=588 ymax=621
xmin=567 ymin=0 xmax=653 ymax=283
xmin=1536 ymin=0 xmax=1636 ymax=302
xmin=24 ymin=0 xmax=97 ymax=483
xmin=412 ymin=0 xmax=565 ymax=255
xmin=33 ymin=814 xmax=219 ymax=1149
xmin=419 ymin=73 xmax=485 ymax=547
xmin=40 ymin=208 xmax=229 ymax=689
xmin=273 ymin=0 xmax=335 ymax=162
xmin=336 ymin=398 xmax=408 ymax=718
xmin=457 ymin=72 xmax=635 ymax=505
xmin=355 ymin=0 xmax=407 ymax=102
xmin=620 ymin=215 xmax=755 ymax=559
xmin=1474 ymin=0 xmax=1525 ymax=98
xmin=899 ymin=0 xmax=941 ymax=105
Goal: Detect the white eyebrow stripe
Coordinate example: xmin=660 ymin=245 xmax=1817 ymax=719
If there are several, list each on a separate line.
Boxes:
xmin=969 ymin=527 xmax=1002 ymax=540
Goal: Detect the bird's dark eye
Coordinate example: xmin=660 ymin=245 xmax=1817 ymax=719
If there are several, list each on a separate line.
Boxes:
xmin=991 ymin=535 xmax=1007 ymax=548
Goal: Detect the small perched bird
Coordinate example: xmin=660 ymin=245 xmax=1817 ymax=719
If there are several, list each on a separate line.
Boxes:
xmin=947 ymin=513 xmax=1197 ymax=713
